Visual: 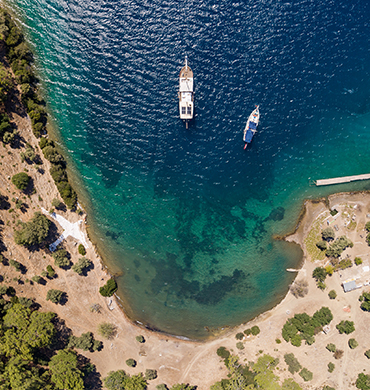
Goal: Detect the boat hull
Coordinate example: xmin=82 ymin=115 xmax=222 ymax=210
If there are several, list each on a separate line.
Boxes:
xmin=179 ymin=57 xmax=194 ymax=125
xmin=243 ymin=106 xmax=259 ymax=146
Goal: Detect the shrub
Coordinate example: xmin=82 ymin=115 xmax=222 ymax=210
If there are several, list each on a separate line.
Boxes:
xmin=99 ymin=278 xmax=118 ymax=297
xmin=325 ymin=264 xmax=334 ymax=276
xmin=14 ymin=212 xmax=51 ymax=246
xmin=244 ymin=328 xmax=252 ymax=335
xmin=31 ymin=275 xmax=42 ymax=284
xmin=317 ymin=281 xmax=326 ymax=290
xmin=156 ymin=385 xmax=168 ymax=390
xmin=216 ymin=347 xmax=230 ymax=359
xmin=11 ymin=172 xmax=30 ymax=190
xmin=355 ymin=257 xmax=363 ymax=266
xmin=0 ymin=285 xmax=8 ymax=295
xmin=236 ymin=342 xmax=244 ymax=350
xmin=136 ymin=335 xmax=145 ymax=343
xmin=365 ymin=221 xmax=370 ymax=232
xmin=251 ymin=326 xmax=260 ymax=336
xmin=52 ymin=249 xmax=71 ymax=268
xmin=89 ymin=303 xmax=102 ymax=314
xmin=78 ymin=244 xmax=86 ymax=255
xmin=46 ymin=265 xmax=55 ymax=278
xmin=334 ymin=349 xmax=344 ymax=359
xmin=322 ymin=227 xmax=335 ymax=241
xmin=98 ymin=322 xmax=117 ymax=339
xmin=326 ymin=343 xmax=336 ymax=352
xmin=46 ymin=289 xmax=64 ymax=304
xmin=299 ymin=368 xmax=313 ymax=382
xmin=290 ymin=279 xmax=308 ymax=298
xmin=365 ymin=350 xmax=370 ymax=359
xmin=9 ymin=259 xmax=21 ymax=272
xmin=235 ymin=332 xmax=244 ymax=340
xmin=275 ymin=338 xmax=281 ymax=344
xmin=68 ymin=332 xmax=101 ymax=352
xmin=336 ymin=320 xmax=355 ymax=334
xmin=71 ymin=257 xmax=92 ymax=275
xmin=51 ymin=198 xmax=62 ymax=209
xmin=328 ymin=362 xmax=335 ymax=373
xmin=145 ymin=369 xmax=157 ymax=380
xmin=126 ymin=358 xmax=136 ymax=367
xmin=328 ymin=290 xmax=337 ymax=299
xmin=56 ymin=181 xmax=77 ymax=209
xmin=348 ymin=338 xmax=358 ymax=349
xmin=284 ymin=353 xmax=302 ymax=374
xmin=316 ymin=240 xmax=327 ymax=250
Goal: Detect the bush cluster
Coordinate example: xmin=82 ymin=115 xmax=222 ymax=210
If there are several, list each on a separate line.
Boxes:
xmin=284 ymin=353 xmax=301 ymax=374
xmin=244 ymin=325 xmax=260 ymax=336
xmin=359 ymin=291 xmax=370 ymax=311
xmin=68 ymin=331 xmax=102 ymax=352
xmin=326 ymin=236 xmax=353 ymax=258
xmin=39 ymin=138 xmax=77 ymax=209
xmin=336 ymin=320 xmax=355 ymax=334
xmin=299 ymin=368 xmax=313 ymax=382
xmin=282 ymin=307 xmax=333 ymax=346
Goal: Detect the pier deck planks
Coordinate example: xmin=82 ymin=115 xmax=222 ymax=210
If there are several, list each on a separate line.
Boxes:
xmin=316 ymin=173 xmax=370 ymax=186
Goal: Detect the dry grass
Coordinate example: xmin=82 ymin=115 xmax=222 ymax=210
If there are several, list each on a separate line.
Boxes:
xmin=304 ymin=214 xmax=328 ymax=261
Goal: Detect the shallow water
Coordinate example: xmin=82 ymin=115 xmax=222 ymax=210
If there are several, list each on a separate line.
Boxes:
xmin=8 ymin=0 xmax=370 ymax=338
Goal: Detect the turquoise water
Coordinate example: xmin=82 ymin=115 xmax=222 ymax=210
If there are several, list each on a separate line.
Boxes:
xmin=8 ymin=0 xmax=370 ymax=338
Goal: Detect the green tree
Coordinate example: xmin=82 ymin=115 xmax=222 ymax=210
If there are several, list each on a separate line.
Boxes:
xmin=51 ymin=198 xmax=62 ymax=209
xmin=145 ymin=369 xmax=157 ymax=380
xmin=52 ymin=249 xmax=71 ymax=268
xmin=251 ymin=326 xmax=260 ymax=336
xmin=98 ymin=322 xmax=117 ymax=339
xmin=235 ymin=332 xmax=244 ymax=340
xmin=359 ymin=292 xmax=370 ymax=311
xmin=282 ymin=378 xmax=302 ymax=390
xmin=136 ymin=335 xmax=145 ymax=343
xmin=355 ymin=257 xmax=363 ymax=265
xmin=316 ymin=240 xmax=327 ymax=250
xmin=171 ymin=385 xmax=196 ymax=390
xmin=328 ymin=362 xmax=335 ymax=373
xmin=284 ymin=353 xmax=301 ymax=374
xmin=365 ymin=350 xmax=370 ymax=359
xmin=322 ymin=227 xmax=335 ymax=241
xmin=46 ymin=289 xmax=64 ymax=304
xmin=71 ymin=257 xmax=92 ymax=275
xmin=12 ymin=172 xmax=31 ymax=190
xmin=14 ymin=212 xmax=51 ymax=246
xmin=326 ymin=343 xmax=336 ymax=352
xmin=328 ymin=290 xmax=337 ymax=299
xmin=356 ymin=373 xmax=370 ymax=390
xmin=312 ymin=267 xmax=327 ymax=282
xmin=0 ymin=64 xmax=13 ymax=102
xmin=216 ymin=347 xmax=230 ymax=359
xmin=299 ymin=368 xmax=313 ymax=382
xmin=49 ymin=350 xmax=84 ymax=390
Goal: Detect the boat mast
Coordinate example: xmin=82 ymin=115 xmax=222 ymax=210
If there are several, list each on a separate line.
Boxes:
xmin=185 ymin=55 xmax=188 ymax=70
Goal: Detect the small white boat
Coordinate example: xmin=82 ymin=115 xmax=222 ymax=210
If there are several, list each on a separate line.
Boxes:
xmin=243 ymin=105 xmax=260 ymax=149
xmin=178 ymin=56 xmax=194 ymax=129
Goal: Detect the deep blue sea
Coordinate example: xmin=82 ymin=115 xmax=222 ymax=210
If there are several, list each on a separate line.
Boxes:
xmin=7 ymin=0 xmax=370 ymax=339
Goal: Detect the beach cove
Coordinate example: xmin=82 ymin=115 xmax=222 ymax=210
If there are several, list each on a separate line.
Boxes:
xmin=5 ymin=0 xmax=370 ymax=341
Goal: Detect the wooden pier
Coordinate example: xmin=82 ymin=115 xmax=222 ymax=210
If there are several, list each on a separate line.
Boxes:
xmin=315 ymin=173 xmax=370 ymax=186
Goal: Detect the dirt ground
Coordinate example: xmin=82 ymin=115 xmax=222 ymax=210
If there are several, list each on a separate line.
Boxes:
xmin=1 ymin=74 xmax=370 ymax=389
